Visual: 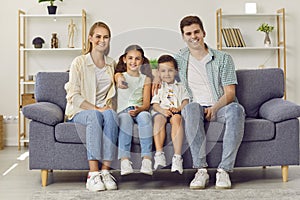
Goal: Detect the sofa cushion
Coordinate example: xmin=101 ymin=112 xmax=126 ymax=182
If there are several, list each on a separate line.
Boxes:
xmin=236 ymin=68 xmax=284 ymax=118
xmin=35 ymin=72 xmax=69 ymax=112
xmin=205 ymin=118 xmax=275 ymax=142
xmin=55 ymin=122 xmax=86 ymax=144
xmin=259 ymin=98 xmax=300 ymax=122
xmin=22 ymin=102 xmax=64 ymax=126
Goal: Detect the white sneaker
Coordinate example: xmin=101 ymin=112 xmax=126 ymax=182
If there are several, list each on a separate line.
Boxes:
xmin=121 ymin=159 xmax=134 ymax=175
xmin=189 ymin=168 xmax=209 ymax=189
xmin=154 ymin=152 xmax=167 ymax=170
xmin=86 ymin=172 xmax=105 ymax=192
xmin=215 ymin=168 xmax=231 ymax=189
xmin=140 ymin=159 xmax=153 ymax=175
xmin=171 ymin=155 xmax=183 ymax=174
xmin=101 ymin=170 xmax=117 ymax=190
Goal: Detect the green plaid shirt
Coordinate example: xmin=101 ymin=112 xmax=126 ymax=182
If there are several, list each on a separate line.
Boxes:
xmin=174 ymin=45 xmax=237 ymax=103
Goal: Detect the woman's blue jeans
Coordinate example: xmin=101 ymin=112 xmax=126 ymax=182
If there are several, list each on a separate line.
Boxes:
xmin=118 ymin=109 xmax=153 ymax=159
xmin=182 ymin=102 xmax=245 ymax=172
xmin=70 ymin=109 xmax=119 ymax=161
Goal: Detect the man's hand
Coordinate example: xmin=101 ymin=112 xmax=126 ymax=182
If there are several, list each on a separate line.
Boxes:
xmin=204 ymin=107 xmax=216 ymax=121
xmin=151 ymin=74 xmax=161 ymax=96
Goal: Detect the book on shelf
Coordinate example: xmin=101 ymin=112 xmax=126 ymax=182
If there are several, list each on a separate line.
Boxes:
xmin=221 ymin=28 xmax=246 ymax=47
xmin=235 ymin=28 xmax=246 ymax=47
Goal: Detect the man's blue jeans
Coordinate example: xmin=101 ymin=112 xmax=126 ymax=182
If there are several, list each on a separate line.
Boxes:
xmin=70 ymin=109 xmax=119 ymax=161
xmin=182 ymin=102 xmax=245 ymax=172
xmin=118 ymin=108 xmax=153 ymax=159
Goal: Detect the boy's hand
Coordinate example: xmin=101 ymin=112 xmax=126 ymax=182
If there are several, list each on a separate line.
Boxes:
xmin=169 ymin=107 xmax=180 ymax=114
xmin=162 ymin=109 xmax=173 ymax=117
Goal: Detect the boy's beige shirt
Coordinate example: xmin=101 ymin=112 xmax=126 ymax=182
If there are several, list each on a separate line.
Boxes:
xmin=65 ymin=53 xmax=116 ymax=119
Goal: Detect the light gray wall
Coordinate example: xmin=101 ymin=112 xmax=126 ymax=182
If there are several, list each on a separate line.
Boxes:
xmin=0 ymin=0 xmax=299 ymax=145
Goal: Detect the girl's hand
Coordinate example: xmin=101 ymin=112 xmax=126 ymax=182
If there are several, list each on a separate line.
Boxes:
xmin=128 ymin=106 xmax=140 ymax=117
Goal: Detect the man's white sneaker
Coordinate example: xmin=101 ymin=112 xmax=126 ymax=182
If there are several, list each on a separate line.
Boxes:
xmin=86 ymin=172 xmax=105 ymax=192
xmin=154 ymin=152 xmax=167 ymax=170
xmin=121 ymin=159 xmax=134 ymax=175
xmin=215 ymin=168 xmax=231 ymax=189
xmin=140 ymin=159 xmax=153 ymax=175
xmin=189 ymin=168 xmax=209 ymax=189
xmin=101 ymin=170 xmax=117 ymax=190
xmin=171 ymin=155 xmax=183 ymax=174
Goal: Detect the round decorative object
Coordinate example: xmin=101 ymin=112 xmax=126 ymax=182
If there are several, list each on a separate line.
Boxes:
xmin=32 ymin=37 xmax=45 ymax=48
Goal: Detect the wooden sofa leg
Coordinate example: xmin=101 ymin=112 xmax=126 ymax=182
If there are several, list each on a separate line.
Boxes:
xmin=281 ymin=165 xmax=288 ymax=182
xmin=41 ymin=169 xmax=48 ymax=187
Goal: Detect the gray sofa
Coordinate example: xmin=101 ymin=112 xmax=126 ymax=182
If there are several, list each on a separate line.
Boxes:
xmin=22 ymin=68 xmax=300 ymax=187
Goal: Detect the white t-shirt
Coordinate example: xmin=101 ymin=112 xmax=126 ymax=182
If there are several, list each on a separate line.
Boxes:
xmin=95 ymin=66 xmax=111 ymax=107
xmin=187 ymin=54 xmax=215 ymax=106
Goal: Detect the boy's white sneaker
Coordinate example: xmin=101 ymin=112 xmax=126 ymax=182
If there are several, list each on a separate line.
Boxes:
xmin=101 ymin=170 xmax=117 ymax=190
xmin=215 ymin=168 xmax=231 ymax=189
xmin=140 ymin=159 xmax=153 ymax=175
xmin=120 ymin=159 xmax=134 ymax=175
xmin=154 ymin=152 xmax=167 ymax=170
xmin=86 ymin=172 xmax=105 ymax=192
xmin=189 ymin=168 xmax=209 ymax=189
xmin=171 ymin=155 xmax=183 ymax=174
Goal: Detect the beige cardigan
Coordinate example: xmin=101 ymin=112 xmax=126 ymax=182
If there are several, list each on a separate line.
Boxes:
xmin=65 ymin=53 xmax=116 ymax=119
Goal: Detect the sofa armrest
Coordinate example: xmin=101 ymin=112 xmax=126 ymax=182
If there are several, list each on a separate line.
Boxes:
xmin=259 ymin=98 xmax=300 ymax=122
xmin=22 ymin=102 xmax=64 ymax=126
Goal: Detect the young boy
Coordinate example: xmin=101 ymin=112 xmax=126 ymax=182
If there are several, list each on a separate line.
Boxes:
xmin=151 ymin=55 xmax=189 ymax=174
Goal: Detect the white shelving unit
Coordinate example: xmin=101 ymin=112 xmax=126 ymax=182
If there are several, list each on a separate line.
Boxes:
xmin=216 ymin=8 xmax=286 ymax=98
xmin=17 ymin=9 xmax=87 ymax=149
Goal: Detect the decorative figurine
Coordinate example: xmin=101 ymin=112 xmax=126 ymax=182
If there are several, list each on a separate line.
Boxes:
xmin=68 ymin=19 xmax=76 ymax=48
xmin=32 ymin=37 xmax=45 ymax=48
xmin=51 ymin=33 xmax=58 ymax=48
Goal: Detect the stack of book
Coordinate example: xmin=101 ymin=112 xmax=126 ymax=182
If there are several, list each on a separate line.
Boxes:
xmin=221 ymin=28 xmax=246 ymax=47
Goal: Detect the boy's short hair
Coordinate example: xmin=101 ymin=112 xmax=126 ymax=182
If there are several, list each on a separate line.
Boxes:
xmin=157 ymin=55 xmax=178 ymax=71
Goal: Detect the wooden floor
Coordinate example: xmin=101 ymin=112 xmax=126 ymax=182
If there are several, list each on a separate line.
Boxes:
xmin=1 ymin=147 xmax=300 ymax=200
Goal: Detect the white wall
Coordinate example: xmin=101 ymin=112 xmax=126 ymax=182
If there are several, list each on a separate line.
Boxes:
xmin=0 ymin=0 xmax=299 ymax=145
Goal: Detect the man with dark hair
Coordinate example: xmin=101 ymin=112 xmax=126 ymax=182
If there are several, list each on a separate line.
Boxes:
xmin=176 ymin=15 xmax=245 ymax=189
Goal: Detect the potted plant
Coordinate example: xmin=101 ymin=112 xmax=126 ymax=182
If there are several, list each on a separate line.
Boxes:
xmin=257 ymin=23 xmax=274 ymax=47
xmin=38 ymin=0 xmax=63 ymax=15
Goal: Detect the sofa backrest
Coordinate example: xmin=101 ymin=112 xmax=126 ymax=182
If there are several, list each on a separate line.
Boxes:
xmin=34 ymin=68 xmax=284 ymax=117
xmin=35 ymin=72 xmax=69 ymax=112
xmin=236 ymin=68 xmax=284 ymax=118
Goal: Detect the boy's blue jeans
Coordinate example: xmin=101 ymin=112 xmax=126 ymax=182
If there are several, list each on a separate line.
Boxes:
xmin=182 ymin=102 xmax=245 ymax=172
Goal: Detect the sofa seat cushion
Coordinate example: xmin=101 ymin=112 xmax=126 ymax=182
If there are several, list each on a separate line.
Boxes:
xmin=206 ymin=118 xmax=275 ymax=142
xmin=55 ymin=122 xmax=86 ymax=144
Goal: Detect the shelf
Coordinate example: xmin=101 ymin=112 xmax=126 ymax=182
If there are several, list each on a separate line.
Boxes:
xmin=17 ymin=9 xmax=87 ymax=150
xmin=20 ymin=81 xmax=35 ymax=85
xmin=20 ymin=48 xmax=82 ymax=51
xmin=20 ymin=14 xmax=82 ymax=18
xmin=221 ymin=47 xmax=284 ymax=50
xmin=221 ymin=13 xmax=281 ymax=17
